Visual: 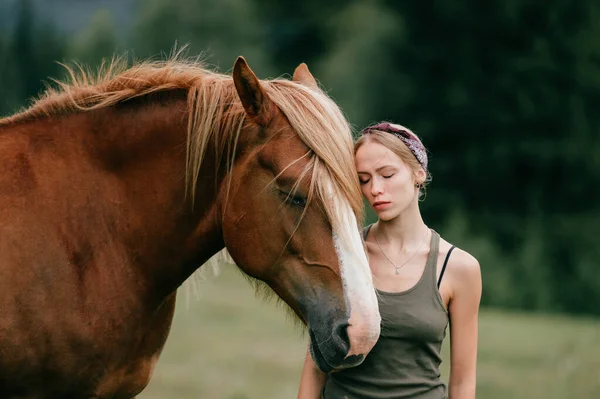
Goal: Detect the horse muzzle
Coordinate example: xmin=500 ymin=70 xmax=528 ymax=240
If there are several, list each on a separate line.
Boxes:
xmin=308 ymin=315 xmax=380 ymax=373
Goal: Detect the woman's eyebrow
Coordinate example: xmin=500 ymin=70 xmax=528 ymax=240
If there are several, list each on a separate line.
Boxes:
xmin=357 ymin=165 xmax=396 ymax=173
xmin=375 ymin=165 xmax=396 ymax=172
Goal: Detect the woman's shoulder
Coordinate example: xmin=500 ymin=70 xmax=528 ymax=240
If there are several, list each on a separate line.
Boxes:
xmin=437 ymin=235 xmax=481 ymax=286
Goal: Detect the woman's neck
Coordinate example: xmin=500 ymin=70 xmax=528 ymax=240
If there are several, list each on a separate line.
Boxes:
xmin=375 ymin=201 xmax=428 ymax=250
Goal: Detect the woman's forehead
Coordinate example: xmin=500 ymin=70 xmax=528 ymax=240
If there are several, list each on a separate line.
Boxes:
xmin=355 ymin=141 xmax=403 ymax=170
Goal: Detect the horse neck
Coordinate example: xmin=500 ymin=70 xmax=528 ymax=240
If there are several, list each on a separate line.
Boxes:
xmin=64 ymin=90 xmax=225 ymax=299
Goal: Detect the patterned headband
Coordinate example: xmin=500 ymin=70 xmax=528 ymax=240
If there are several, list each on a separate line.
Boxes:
xmin=360 ymin=122 xmax=428 ymax=172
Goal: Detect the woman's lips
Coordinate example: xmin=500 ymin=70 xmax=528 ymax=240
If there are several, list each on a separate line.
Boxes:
xmin=372 ymin=201 xmax=391 ymax=211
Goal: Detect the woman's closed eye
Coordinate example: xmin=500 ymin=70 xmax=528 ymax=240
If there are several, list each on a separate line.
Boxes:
xmin=382 ymin=173 xmax=395 ymax=179
xmin=358 ymin=173 xmax=371 ymax=185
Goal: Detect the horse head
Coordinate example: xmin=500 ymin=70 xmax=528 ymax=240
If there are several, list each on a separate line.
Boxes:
xmin=219 ymin=57 xmax=381 ymax=372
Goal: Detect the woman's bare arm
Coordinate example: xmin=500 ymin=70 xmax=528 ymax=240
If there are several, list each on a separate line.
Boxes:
xmin=297 ymin=345 xmax=327 ymax=399
xmin=447 ymin=249 xmax=482 ymax=399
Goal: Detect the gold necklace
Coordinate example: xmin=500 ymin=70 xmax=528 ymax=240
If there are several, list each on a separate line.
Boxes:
xmin=374 ymin=226 xmax=430 ymax=275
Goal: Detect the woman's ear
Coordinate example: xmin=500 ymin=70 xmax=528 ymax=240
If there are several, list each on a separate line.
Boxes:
xmin=414 ymin=168 xmax=426 ymax=186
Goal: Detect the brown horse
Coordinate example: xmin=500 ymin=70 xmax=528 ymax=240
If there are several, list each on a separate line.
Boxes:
xmin=0 ymin=55 xmax=380 ymax=398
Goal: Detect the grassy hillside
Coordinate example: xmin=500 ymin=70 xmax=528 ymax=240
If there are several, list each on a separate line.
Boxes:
xmin=142 ymin=264 xmax=600 ymax=399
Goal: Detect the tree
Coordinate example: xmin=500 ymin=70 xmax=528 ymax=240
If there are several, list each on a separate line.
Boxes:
xmin=1 ymin=0 xmax=67 ymax=117
xmin=130 ymin=0 xmax=274 ymax=76
xmin=69 ymin=9 xmax=119 ymax=67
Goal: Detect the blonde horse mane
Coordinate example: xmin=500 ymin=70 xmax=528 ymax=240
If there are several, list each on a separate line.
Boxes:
xmin=0 ymin=51 xmax=364 ymax=303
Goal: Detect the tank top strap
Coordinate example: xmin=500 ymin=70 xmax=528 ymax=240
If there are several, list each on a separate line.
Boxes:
xmin=425 ymin=229 xmax=441 ymax=288
xmin=362 ymin=224 xmax=373 ymax=241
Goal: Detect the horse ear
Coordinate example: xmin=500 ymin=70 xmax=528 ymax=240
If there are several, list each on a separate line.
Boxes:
xmin=293 ymin=63 xmax=319 ymax=90
xmin=233 ymin=56 xmax=272 ymax=126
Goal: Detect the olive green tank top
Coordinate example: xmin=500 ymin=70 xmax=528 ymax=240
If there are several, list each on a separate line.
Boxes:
xmin=322 ymin=227 xmax=449 ymax=399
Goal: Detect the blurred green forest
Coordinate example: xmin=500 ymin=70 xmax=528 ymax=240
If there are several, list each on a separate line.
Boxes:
xmin=1 ymin=0 xmax=598 ymax=315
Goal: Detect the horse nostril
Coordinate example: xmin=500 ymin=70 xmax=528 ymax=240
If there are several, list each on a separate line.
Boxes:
xmin=332 ymin=320 xmax=350 ymax=354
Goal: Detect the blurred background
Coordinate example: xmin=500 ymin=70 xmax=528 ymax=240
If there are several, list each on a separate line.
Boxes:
xmin=1 ymin=0 xmax=598 ymax=398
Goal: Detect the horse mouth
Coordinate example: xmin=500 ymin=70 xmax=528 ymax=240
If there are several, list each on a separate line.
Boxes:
xmin=309 ymin=329 xmax=334 ymax=373
xmin=309 ymin=328 xmax=365 ymax=373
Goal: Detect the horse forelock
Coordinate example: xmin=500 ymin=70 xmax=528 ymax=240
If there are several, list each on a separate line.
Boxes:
xmin=263 ymin=81 xmax=365 ymax=241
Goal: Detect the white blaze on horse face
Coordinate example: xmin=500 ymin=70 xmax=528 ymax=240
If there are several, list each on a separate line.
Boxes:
xmin=329 ymin=186 xmax=381 ymax=359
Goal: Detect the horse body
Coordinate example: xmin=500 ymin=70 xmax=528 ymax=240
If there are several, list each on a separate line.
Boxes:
xmin=0 ymin=57 xmax=380 ymax=398
xmin=0 ymin=94 xmax=211 ymax=397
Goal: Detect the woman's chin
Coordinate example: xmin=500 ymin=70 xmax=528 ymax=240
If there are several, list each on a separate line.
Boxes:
xmin=374 ymin=208 xmax=397 ymax=221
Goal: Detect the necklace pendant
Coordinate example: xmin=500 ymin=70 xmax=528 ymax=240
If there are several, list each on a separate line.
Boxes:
xmin=395 ymin=266 xmax=400 ymax=275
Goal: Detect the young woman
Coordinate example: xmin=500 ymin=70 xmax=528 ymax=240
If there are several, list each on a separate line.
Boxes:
xmin=297 ymin=122 xmax=482 ymax=399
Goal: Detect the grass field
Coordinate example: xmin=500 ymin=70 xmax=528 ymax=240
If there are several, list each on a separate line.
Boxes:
xmin=141 ymin=264 xmax=600 ymax=399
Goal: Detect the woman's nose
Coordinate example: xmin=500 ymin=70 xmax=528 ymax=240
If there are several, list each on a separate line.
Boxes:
xmin=370 ymin=178 xmax=384 ymax=196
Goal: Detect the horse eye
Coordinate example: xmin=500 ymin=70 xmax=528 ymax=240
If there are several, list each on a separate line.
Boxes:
xmin=289 ymin=195 xmax=307 ymax=207
xmin=278 ymin=190 xmax=307 ymax=208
